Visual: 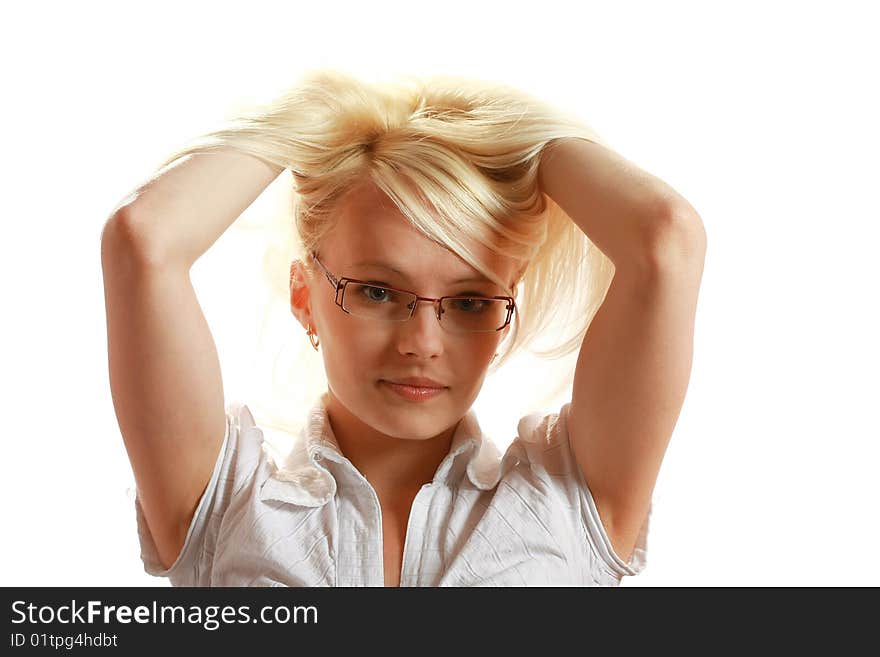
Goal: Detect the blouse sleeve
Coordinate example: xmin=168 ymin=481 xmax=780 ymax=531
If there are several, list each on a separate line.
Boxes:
xmin=515 ymin=401 xmax=651 ymax=585
xmin=133 ymin=401 xmax=265 ymax=586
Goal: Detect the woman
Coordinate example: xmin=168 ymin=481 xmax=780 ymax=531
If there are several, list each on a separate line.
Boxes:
xmin=101 ymin=69 xmax=706 ymax=587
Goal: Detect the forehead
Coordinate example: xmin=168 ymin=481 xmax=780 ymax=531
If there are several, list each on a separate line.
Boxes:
xmin=324 ymin=181 xmax=515 ymax=285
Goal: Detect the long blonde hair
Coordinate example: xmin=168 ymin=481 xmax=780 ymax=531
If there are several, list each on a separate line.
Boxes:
xmin=152 ymin=69 xmax=616 ymax=436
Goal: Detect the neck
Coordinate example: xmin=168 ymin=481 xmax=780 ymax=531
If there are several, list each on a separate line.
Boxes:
xmin=323 ymin=392 xmax=458 ymax=498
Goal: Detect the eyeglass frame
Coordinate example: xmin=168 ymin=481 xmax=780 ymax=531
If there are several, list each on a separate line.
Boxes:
xmin=307 ymin=250 xmax=517 ymax=333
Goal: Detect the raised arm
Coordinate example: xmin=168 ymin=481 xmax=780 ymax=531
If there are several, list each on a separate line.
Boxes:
xmin=101 ymin=148 xmax=284 ymax=570
xmin=109 ymin=148 xmax=285 ymax=266
xmin=538 ymin=137 xmax=707 ymax=565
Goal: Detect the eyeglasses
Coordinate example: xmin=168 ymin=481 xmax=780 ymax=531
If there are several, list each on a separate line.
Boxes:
xmin=308 ymin=251 xmax=516 ymax=334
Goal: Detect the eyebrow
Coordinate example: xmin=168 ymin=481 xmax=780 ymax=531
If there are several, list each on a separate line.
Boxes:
xmin=352 ymin=260 xmax=492 ymax=285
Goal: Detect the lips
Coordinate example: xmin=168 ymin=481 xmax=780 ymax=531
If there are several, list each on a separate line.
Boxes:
xmin=381 ymin=380 xmax=448 ymax=401
xmin=383 ymin=376 xmax=447 ymax=388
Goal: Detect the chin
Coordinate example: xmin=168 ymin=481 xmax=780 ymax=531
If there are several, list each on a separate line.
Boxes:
xmin=369 ymin=399 xmax=455 ymax=440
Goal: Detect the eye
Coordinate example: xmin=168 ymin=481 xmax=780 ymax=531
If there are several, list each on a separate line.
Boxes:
xmin=450 ymin=298 xmax=490 ymax=313
xmin=360 ymin=284 xmax=394 ymax=302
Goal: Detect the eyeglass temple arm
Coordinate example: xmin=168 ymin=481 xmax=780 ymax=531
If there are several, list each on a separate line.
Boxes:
xmin=310 ymin=252 xmax=340 ymax=290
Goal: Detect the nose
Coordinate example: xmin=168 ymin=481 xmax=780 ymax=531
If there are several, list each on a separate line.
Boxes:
xmin=396 ymin=298 xmax=445 ymax=356
xmin=410 ymin=296 xmax=442 ymax=321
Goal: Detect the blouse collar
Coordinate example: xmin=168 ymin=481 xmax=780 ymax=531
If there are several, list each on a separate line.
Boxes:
xmin=258 ymin=392 xmax=503 ymax=507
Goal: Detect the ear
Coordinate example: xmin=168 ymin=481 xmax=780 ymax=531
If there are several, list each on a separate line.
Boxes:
xmin=289 ymin=259 xmax=314 ymax=330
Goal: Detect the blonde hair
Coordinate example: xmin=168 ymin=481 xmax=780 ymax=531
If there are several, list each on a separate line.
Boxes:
xmin=152 ymin=69 xmax=616 ymax=436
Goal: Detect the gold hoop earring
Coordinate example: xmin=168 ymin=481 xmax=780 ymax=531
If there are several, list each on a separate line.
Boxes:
xmin=306 ymin=323 xmax=320 ymax=351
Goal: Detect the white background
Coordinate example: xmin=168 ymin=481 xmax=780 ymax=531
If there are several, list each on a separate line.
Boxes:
xmin=1 ymin=0 xmax=877 ymax=586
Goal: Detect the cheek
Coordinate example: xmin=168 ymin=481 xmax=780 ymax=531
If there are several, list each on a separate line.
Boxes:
xmin=453 ymin=343 xmax=497 ymax=378
xmin=323 ymin=325 xmax=386 ymax=374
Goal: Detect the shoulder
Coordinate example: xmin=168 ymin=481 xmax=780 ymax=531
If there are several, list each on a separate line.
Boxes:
xmin=213 ymin=400 xmax=274 ymax=501
xmin=512 ymin=401 xmax=573 ymax=468
xmin=136 ymin=400 xmax=269 ymax=583
xmin=516 ymin=402 xmax=571 ymax=442
xmin=509 ymin=400 xmax=650 ymax=580
xmin=225 ymin=400 xmax=257 ymax=434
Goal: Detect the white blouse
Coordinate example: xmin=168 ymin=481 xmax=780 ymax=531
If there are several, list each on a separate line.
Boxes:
xmin=135 ymin=393 xmax=650 ymax=586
